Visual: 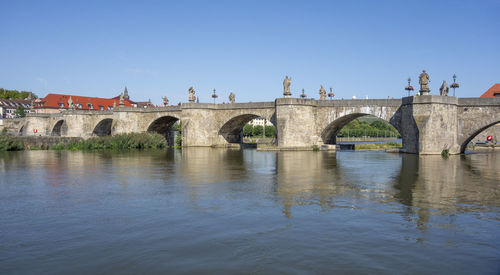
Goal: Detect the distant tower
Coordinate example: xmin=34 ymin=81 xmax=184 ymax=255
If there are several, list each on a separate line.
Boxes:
xmin=123 ymin=87 xmax=130 ymax=100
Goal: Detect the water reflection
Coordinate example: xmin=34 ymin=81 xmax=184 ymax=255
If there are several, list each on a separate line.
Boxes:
xmin=2 ymin=149 xmax=498 ymax=224
xmin=1 ymin=150 xmax=499 ymax=274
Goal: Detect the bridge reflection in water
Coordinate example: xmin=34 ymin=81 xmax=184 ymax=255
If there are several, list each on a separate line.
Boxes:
xmin=2 ymin=149 xmax=498 ymax=224
xmin=1 ymin=149 xmax=499 ymax=273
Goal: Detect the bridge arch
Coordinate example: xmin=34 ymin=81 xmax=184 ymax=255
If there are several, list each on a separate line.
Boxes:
xmin=321 ymin=113 xmax=401 ymax=145
xmin=18 ymin=124 xmax=25 ymax=136
xmin=92 ymin=118 xmax=114 ymax=137
xmin=147 ymin=115 xmax=179 ymax=146
xmin=51 ymin=120 xmax=67 ymax=136
xmin=219 ymin=114 xmax=275 ymax=143
xmin=460 ymin=120 xmax=500 ymax=153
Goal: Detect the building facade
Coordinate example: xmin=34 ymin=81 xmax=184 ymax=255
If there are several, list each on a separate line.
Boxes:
xmin=0 ymin=99 xmax=32 ymax=119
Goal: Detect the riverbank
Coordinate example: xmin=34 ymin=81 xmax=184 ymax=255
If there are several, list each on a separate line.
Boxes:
xmin=0 ymin=133 xmax=167 ymax=151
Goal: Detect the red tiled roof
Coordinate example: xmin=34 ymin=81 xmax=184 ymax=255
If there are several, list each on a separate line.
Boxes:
xmin=37 ymin=93 xmax=133 ymax=110
xmin=111 ymin=95 xmax=136 ymax=104
xmin=480 ymin=84 xmax=500 ymax=98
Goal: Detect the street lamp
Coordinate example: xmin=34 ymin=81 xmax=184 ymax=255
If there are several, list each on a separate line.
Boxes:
xmin=450 ymin=74 xmax=460 ymax=97
xmin=300 ymin=88 xmax=307 ymax=98
xmin=211 ymin=88 xmax=218 ymax=104
xmin=404 ymin=77 xmax=414 ymax=97
xmin=328 ymin=87 xmax=335 ymax=99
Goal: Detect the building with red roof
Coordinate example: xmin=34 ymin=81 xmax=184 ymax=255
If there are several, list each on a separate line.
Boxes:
xmin=480 ymin=84 xmax=500 ymax=98
xmin=34 ymin=93 xmax=134 ymax=113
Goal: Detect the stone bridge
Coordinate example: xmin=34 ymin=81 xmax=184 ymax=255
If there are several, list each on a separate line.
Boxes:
xmin=14 ymin=95 xmax=500 ymax=154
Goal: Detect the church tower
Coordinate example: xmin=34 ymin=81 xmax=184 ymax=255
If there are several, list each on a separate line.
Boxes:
xmin=123 ymin=87 xmax=130 ymax=100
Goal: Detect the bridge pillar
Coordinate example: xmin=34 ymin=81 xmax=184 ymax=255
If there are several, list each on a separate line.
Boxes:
xmin=400 ymin=95 xmax=460 ymax=154
xmin=181 ymin=104 xmax=225 ymax=147
xmin=276 ymin=98 xmax=322 ymax=149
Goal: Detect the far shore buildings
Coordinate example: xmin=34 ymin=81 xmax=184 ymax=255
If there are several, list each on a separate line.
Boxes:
xmin=0 ymin=99 xmax=32 ymax=118
xmin=477 ymin=83 xmax=500 ymax=143
xmin=33 ymin=87 xmax=154 ymax=113
xmin=480 ymin=83 xmax=500 ymax=98
xmin=248 ymin=117 xmax=274 ymax=127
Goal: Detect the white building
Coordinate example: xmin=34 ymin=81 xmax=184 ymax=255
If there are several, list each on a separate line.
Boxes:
xmin=248 ymin=117 xmax=273 ymax=127
xmin=0 ymin=99 xmax=32 ymax=119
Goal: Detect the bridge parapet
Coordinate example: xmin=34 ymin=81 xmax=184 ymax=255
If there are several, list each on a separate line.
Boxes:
xmin=26 ymin=113 xmax=60 ymax=118
xmin=276 ymin=97 xmax=402 ymax=107
xmin=458 ymin=97 xmax=500 ymax=106
xmin=182 ymin=102 xmax=275 ymax=110
xmin=114 ymin=106 xmax=182 ymax=112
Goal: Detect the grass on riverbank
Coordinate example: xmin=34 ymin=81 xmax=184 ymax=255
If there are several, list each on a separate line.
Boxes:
xmin=51 ymin=133 xmax=167 ymax=150
xmin=0 ymin=135 xmax=24 ymax=151
xmin=355 ymin=142 xmax=401 ymax=150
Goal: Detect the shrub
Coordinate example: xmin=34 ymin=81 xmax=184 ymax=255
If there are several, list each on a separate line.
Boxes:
xmin=51 ymin=133 xmax=167 ymax=150
xmin=0 ymin=135 xmax=24 ymax=151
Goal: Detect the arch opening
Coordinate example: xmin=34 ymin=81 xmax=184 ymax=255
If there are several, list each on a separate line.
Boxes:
xmin=461 ymin=121 xmax=500 ymax=153
xmin=322 ymin=114 xmax=402 ymax=149
xmin=92 ymin=119 xmax=113 ymax=137
xmin=52 ymin=120 xmax=67 ymax=136
xmin=219 ymin=114 xmax=276 ymax=144
xmin=147 ymin=116 xmax=179 ymax=147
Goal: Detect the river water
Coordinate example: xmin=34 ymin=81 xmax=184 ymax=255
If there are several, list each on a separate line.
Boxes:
xmin=0 ymin=149 xmax=499 ymax=274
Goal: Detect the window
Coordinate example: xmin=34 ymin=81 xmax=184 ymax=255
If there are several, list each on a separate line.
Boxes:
xmin=99 ymin=105 xmax=104 ymax=110
xmin=494 ymin=93 xmax=500 ymax=97
xmin=58 ymin=103 xmax=64 ymax=108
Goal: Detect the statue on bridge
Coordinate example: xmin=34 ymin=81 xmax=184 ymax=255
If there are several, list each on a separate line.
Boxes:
xmin=283 ymin=76 xmax=292 ymax=98
xmin=162 ymin=96 xmax=169 ymax=106
xmin=228 ymin=92 xmax=235 ymax=104
xmin=68 ymin=96 xmax=74 ymax=109
xmin=119 ymin=93 xmax=125 ymax=106
xmin=319 ymin=85 xmax=327 ymax=100
xmin=419 ymin=70 xmax=430 ymax=95
xmin=188 ymin=86 xmax=196 ymax=103
xmin=439 ymin=80 xmax=449 ymax=96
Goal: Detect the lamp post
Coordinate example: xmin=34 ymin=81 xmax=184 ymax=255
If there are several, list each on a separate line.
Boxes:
xmin=450 ymin=74 xmax=460 ymax=97
xmin=328 ymin=87 xmax=335 ymax=99
xmin=211 ymin=88 xmax=218 ymax=104
xmin=300 ymin=88 xmax=307 ymax=98
xmin=404 ymin=77 xmax=414 ymax=97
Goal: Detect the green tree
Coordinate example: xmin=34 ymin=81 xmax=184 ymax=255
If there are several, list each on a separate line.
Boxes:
xmin=252 ymin=125 xmax=263 ymax=137
xmin=0 ymin=88 xmax=37 ymax=99
xmin=174 ymin=121 xmax=182 ymax=147
xmin=265 ymin=125 xmax=275 ymax=137
xmin=243 ymin=124 xmax=253 ymax=137
xmin=173 ymin=121 xmax=181 ymax=132
xmin=15 ymin=106 xmax=26 ymax=118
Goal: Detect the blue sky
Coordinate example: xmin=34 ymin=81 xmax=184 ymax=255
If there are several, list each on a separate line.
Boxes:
xmin=1 ymin=0 xmax=499 ymax=104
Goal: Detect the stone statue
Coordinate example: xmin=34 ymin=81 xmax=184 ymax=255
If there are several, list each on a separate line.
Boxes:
xmin=440 ymin=80 xmax=449 ymax=96
xmin=283 ymin=76 xmax=292 ymax=98
xmin=68 ymin=96 xmax=74 ymax=109
xmin=419 ymin=70 xmax=430 ymax=95
xmin=228 ymin=92 xmax=235 ymax=103
xmin=119 ymin=93 xmax=125 ymax=106
xmin=188 ymin=86 xmax=196 ymax=103
xmin=162 ymin=96 xmax=169 ymax=106
xmin=319 ymin=85 xmax=327 ymax=100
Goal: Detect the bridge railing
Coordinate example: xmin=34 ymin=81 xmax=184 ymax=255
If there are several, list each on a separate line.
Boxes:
xmin=182 ymin=102 xmax=275 ymax=109
xmin=458 ymin=97 xmax=500 ymax=106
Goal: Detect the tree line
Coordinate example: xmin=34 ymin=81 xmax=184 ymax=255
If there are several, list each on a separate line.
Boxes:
xmin=337 ymin=119 xmax=400 ymax=138
xmin=243 ymin=124 xmax=275 ymax=138
xmin=0 ymin=88 xmax=37 ymax=99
